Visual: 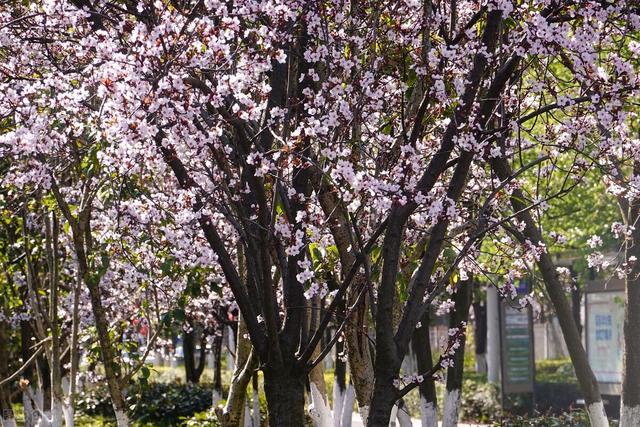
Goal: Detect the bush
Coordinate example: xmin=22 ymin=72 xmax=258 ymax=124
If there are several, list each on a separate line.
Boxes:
xmin=534 ymin=382 xmax=582 ymax=414
xmin=77 ymin=382 xmax=214 ymax=425
xmin=496 ymin=410 xmax=590 ymax=426
xmin=76 ymin=384 xmax=116 ymax=417
xmin=460 ymin=379 xmax=502 ymax=423
xmin=130 ymin=382 xmax=213 ymax=424
xmin=536 ymin=359 xmax=576 ymax=383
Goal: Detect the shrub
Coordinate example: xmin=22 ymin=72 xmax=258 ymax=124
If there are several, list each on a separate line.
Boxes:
xmin=460 ymin=379 xmax=502 ymax=423
xmin=535 ymin=359 xmax=576 ymax=383
xmin=76 ymin=384 xmax=116 ymax=417
xmin=77 ymin=382 xmax=214 ymax=425
xmin=496 ymin=410 xmax=590 ymax=426
xmin=129 ymin=382 xmax=213 ymax=424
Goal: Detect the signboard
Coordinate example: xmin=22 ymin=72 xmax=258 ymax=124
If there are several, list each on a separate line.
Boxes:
xmin=500 ymin=282 xmax=535 ymax=395
xmin=586 ymin=291 xmax=623 ymax=385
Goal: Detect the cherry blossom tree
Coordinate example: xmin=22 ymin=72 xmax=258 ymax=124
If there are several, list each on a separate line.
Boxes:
xmin=2 ymin=1 xmax=640 ymax=427
xmin=567 ymin=52 xmax=640 ymax=427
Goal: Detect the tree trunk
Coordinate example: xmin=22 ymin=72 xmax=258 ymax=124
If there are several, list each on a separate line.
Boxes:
xmin=213 ymin=330 xmax=223 ymax=400
xmin=332 ymin=339 xmax=347 ymax=427
xmin=570 ymin=268 xmax=582 ymax=336
xmin=217 ymin=315 xmax=255 ymax=427
xmin=308 ymin=294 xmax=329 ymax=426
xmin=491 ymin=157 xmax=607 ymax=427
xmin=309 ymin=381 xmax=333 ymax=427
xmin=367 ymin=381 xmax=398 ymax=427
xmin=412 ymin=311 xmax=437 ymax=427
xmin=472 ymin=302 xmax=487 ymax=375
xmin=36 ymin=353 xmax=52 ymax=425
xmin=486 ymin=285 xmax=500 ymax=384
xmin=345 ymin=279 xmax=375 ymax=424
xmin=340 ymin=383 xmax=356 ymax=427
xmin=45 ymin=212 xmax=64 ymax=427
xmin=442 ymin=279 xmax=473 ymax=427
xmin=61 ymin=377 xmax=74 ymax=427
xmin=262 ymin=366 xmax=305 ymax=427
xmin=621 ymin=162 xmax=640 ymax=427
xmin=0 ymin=322 xmax=17 ymax=427
xmin=316 ymin=187 xmax=375 ymax=422
xmin=183 ymin=327 xmax=199 ymax=384
xmin=394 ymin=399 xmax=412 ymax=427
xmin=20 ymin=320 xmax=37 ymax=427
xmin=65 ymin=270 xmax=82 ymax=427
xmin=77 ymin=250 xmax=129 ymax=426
xmin=251 ymin=373 xmax=260 ymax=427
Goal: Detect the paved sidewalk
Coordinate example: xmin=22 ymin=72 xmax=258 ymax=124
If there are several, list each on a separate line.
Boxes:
xmin=351 ymin=417 xmax=490 ymax=426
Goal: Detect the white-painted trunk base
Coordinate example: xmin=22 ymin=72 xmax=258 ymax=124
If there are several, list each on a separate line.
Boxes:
xmin=332 ymin=382 xmax=345 ymax=427
xmin=62 ymin=404 xmax=74 ymax=427
xmin=37 ymin=410 xmax=52 ymax=427
xmin=586 ymin=402 xmax=608 ymax=427
xmin=51 ymin=398 xmax=64 ymax=427
xmin=1 ymin=417 xmax=18 ymax=427
xmin=621 ymin=404 xmax=640 ymax=427
xmin=487 ymin=286 xmax=501 ymax=384
xmin=420 ymin=397 xmax=437 ymax=427
xmin=212 ymin=390 xmax=223 ymax=407
xmin=252 ymin=388 xmax=260 ymax=427
xmin=243 ymin=400 xmax=252 ymax=427
xmin=35 ymin=388 xmax=44 ymax=411
xmin=396 ymin=404 xmax=412 ymax=427
xmin=389 ymin=404 xmax=398 ymax=427
xmin=22 ymin=386 xmax=36 ymax=427
xmin=207 ymin=351 xmax=214 ymax=370
xmin=309 ymin=382 xmax=333 ymax=427
xmin=114 ymin=409 xmax=130 ymax=427
xmin=340 ymin=385 xmax=355 ymax=427
xmin=442 ymin=388 xmax=461 ymax=427
xmin=358 ymin=405 xmax=369 ymax=427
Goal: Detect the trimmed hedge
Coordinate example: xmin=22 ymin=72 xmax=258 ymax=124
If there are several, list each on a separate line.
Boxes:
xmin=77 ymin=382 xmax=214 ymax=425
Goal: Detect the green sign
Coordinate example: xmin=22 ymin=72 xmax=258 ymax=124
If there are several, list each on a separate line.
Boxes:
xmin=500 ymin=285 xmax=535 ymax=395
xmin=502 ymin=304 xmax=534 ymax=390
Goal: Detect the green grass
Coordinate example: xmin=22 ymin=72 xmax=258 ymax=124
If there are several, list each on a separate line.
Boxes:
xmin=11 ymin=404 xmax=117 ymax=427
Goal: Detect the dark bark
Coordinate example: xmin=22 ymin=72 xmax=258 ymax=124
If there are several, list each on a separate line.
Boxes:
xmin=443 ymin=279 xmax=474 ymax=426
xmin=570 ymin=268 xmax=582 ymax=335
xmin=183 ymin=324 xmax=207 ymax=384
xmin=491 ymin=156 xmax=604 ymax=409
xmin=368 ymin=11 xmax=507 ymax=422
xmin=183 ymin=328 xmax=197 ymax=384
xmin=20 ymin=319 xmax=35 ymax=382
xmin=335 ymin=336 xmax=347 ymax=395
xmin=213 ymin=330 xmax=223 ymax=396
xmin=622 ymin=159 xmax=640 ymax=421
xmin=446 ymin=279 xmax=474 ymax=392
xmin=473 ymin=302 xmax=487 ymax=355
xmin=262 ymin=366 xmax=306 ymax=427
xmin=0 ymin=321 xmax=16 ymax=422
xmin=412 ymin=310 xmax=437 ymax=410
xmin=367 ymin=382 xmax=398 ymax=427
